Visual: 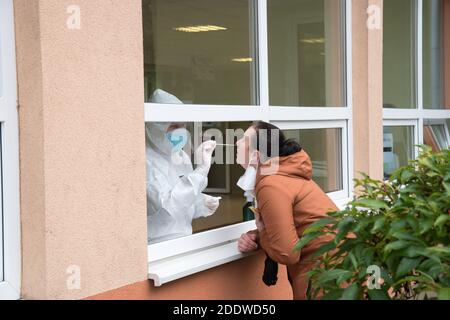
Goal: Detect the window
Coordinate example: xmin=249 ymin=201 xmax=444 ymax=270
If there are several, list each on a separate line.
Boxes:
xmin=383 ymin=124 xmax=416 ymax=179
xmin=282 ymin=126 xmax=345 ymax=194
xmin=268 ymin=0 xmax=346 ymax=107
xmin=423 ymin=119 xmax=450 ymax=151
xmin=143 ymin=0 xmax=258 ymax=105
xmin=423 ymin=0 xmax=450 ymax=109
xmin=144 ymin=0 xmax=352 ymax=286
xmin=383 ymin=0 xmax=416 ymax=109
xmin=0 ymin=0 xmax=20 ymax=300
xmin=383 ymin=0 xmax=450 ymax=175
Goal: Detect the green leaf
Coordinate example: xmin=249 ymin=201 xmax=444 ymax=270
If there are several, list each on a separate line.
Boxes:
xmin=396 ymin=257 xmax=422 ymax=278
xmin=391 ymin=232 xmax=425 ymax=245
xmin=392 ymin=275 xmax=433 ymax=289
xmin=402 ymin=246 xmax=427 ymax=258
xmin=334 ymin=217 xmax=354 ymax=244
xmin=419 ymin=219 xmax=434 ymax=234
xmin=340 ymin=283 xmax=360 ymax=300
xmin=384 ymin=240 xmax=410 ymax=253
xmin=311 ymin=241 xmax=336 ymax=258
xmin=353 ymin=198 xmax=389 ymax=210
xmin=337 ymin=271 xmax=355 ymax=286
xmin=321 ymin=289 xmax=344 ymax=300
xmin=367 ymin=288 xmax=390 ymax=300
xmin=400 ymin=170 xmax=414 ymax=183
xmin=418 ymin=157 xmax=438 ymax=171
xmin=438 ymin=288 xmax=450 ymax=300
xmin=371 ymin=216 xmax=387 ymax=234
xmin=303 ymin=218 xmax=336 ymax=235
xmin=434 ymin=214 xmax=449 ymax=228
xmin=317 ymin=269 xmax=352 ymax=285
xmin=348 ymin=252 xmax=358 ymax=270
xmin=293 ymin=232 xmax=321 ymax=251
xmin=428 ymin=246 xmax=450 ymax=255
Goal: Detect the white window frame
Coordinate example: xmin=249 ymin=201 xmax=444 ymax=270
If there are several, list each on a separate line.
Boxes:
xmin=146 ymin=0 xmax=353 ymax=286
xmin=0 ymin=0 xmax=21 ymax=300
xmin=273 ymin=120 xmax=350 ymax=205
xmin=383 ymin=0 xmax=450 ymax=159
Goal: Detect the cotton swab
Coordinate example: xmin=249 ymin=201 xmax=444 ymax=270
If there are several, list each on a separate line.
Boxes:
xmin=215 ymin=143 xmax=235 ymax=147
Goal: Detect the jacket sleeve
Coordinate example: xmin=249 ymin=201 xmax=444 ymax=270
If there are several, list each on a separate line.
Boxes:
xmin=256 ymin=181 xmax=301 ymax=265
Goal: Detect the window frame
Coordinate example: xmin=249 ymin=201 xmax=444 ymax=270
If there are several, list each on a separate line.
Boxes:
xmin=0 ymin=0 xmax=21 ymax=300
xmin=383 ymin=0 xmax=450 ymax=161
xmin=145 ymin=0 xmax=353 ymax=285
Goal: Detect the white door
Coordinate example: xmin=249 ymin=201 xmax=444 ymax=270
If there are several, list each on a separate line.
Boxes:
xmin=0 ymin=0 xmax=20 ymax=300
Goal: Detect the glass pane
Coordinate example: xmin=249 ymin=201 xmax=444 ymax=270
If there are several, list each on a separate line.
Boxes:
xmin=423 ymin=0 xmax=450 ymax=109
xmin=268 ymin=0 xmax=346 ymax=107
xmin=383 ymin=126 xmax=415 ymax=179
xmin=145 ymin=121 xmax=251 ymax=243
xmin=424 ymin=120 xmax=450 ymax=151
xmin=383 ymin=0 xmax=416 ymax=109
xmin=143 ymin=0 xmax=258 ymax=105
xmin=283 ymin=128 xmax=343 ymax=193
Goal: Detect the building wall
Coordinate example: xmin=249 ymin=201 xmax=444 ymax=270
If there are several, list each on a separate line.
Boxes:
xmin=89 ymin=251 xmax=293 ymax=300
xmin=14 ymin=0 xmax=148 ymax=299
xmin=352 ymin=0 xmax=384 ymax=181
xmin=13 ymin=0 xmax=383 ymax=299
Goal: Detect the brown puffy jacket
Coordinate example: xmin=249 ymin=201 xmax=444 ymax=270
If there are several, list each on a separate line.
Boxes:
xmin=251 ymin=150 xmax=338 ymax=300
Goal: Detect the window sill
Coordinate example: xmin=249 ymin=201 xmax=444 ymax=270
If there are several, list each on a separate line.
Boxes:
xmin=148 ymin=240 xmax=256 ymax=287
xmin=0 ymin=281 xmax=20 ymax=300
xmin=147 ymin=197 xmax=350 ymax=287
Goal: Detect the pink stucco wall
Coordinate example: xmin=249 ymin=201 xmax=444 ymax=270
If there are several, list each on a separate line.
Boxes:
xmin=15 ymin=0 xmax=148 ymax=299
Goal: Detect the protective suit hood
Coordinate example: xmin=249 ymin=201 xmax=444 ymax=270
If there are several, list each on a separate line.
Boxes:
xmin=146 ymin=89 xmax=185 ymax=156
xmin=146 ymin=122 xmax=173 ymax=156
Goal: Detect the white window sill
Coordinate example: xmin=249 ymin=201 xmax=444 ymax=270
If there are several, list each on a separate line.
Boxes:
xmin=0 ymin=281 xmax=20 ymax=300
xmin=148 ymin=240 xmax=257 ymax=287
xmin=147 ymin=198 xmax=350 ymax=287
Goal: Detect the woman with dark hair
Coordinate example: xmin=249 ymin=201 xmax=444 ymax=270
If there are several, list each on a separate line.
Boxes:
xmin=236 ymin=121 xmax=337 ymax=300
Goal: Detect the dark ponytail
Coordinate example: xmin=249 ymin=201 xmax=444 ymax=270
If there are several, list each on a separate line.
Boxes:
xmin=252 ymin=121 xmax=302 ymax=159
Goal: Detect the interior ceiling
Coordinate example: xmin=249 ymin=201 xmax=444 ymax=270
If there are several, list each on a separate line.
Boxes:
xmin=143 ymin=0 xmax=252 ymax=67
xmin=142 ymin=0 xmax=326 ymax=66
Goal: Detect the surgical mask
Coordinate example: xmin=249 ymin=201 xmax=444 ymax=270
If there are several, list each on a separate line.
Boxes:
xmin=166 ymin=128 xmax=188 ymax=153
xmin=237 ymin=165 xmax=257 ymax=193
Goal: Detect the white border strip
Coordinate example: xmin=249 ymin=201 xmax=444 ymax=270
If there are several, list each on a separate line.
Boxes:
xmin=0 ymin=0 xmax=21 ymax=300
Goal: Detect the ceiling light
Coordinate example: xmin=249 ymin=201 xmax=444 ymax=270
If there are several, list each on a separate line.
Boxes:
xmin=231 ymin=58 xmax=253 ymax=62
xmin=174 ymin=25 xmax=227 ymax=33
xmin=299 ymin=38 xmax=325 ymax=44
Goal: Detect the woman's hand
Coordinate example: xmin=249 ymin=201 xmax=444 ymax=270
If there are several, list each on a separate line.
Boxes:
xmin=254 ymin=212 xmax=265 ymax=231
xmin=238 ymin=232 xmax=258 ymax=253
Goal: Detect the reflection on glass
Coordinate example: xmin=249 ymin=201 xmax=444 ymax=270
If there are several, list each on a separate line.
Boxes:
xmin=423 ymin=120 xmax=450 ymax=151
xmin=383 ymin=126 xmax=414 ymax=179
xmin=383 ymin=0 xmax=416 ymax=109
xmin=189 ymin=122 xmax=251 ymax=233
xmin=283 ymin=128 xmax=343 ymax=193
xmin=268 ymin=0 xmax=346 ymax=107
xmin=146 ymin=121 xmax=252 ymax=243
xmin=423 ymin=0 xmax=450 ymax=109
xmin=142 ymin=0 xmax=258 ymax=105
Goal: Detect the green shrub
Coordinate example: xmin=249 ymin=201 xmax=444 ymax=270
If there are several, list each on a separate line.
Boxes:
xmin=295 ymin=146 xmax=450 ymax=300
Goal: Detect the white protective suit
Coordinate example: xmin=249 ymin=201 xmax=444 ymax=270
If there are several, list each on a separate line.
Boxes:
xmin=146 ymin=90 xmax=220 ymax=243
